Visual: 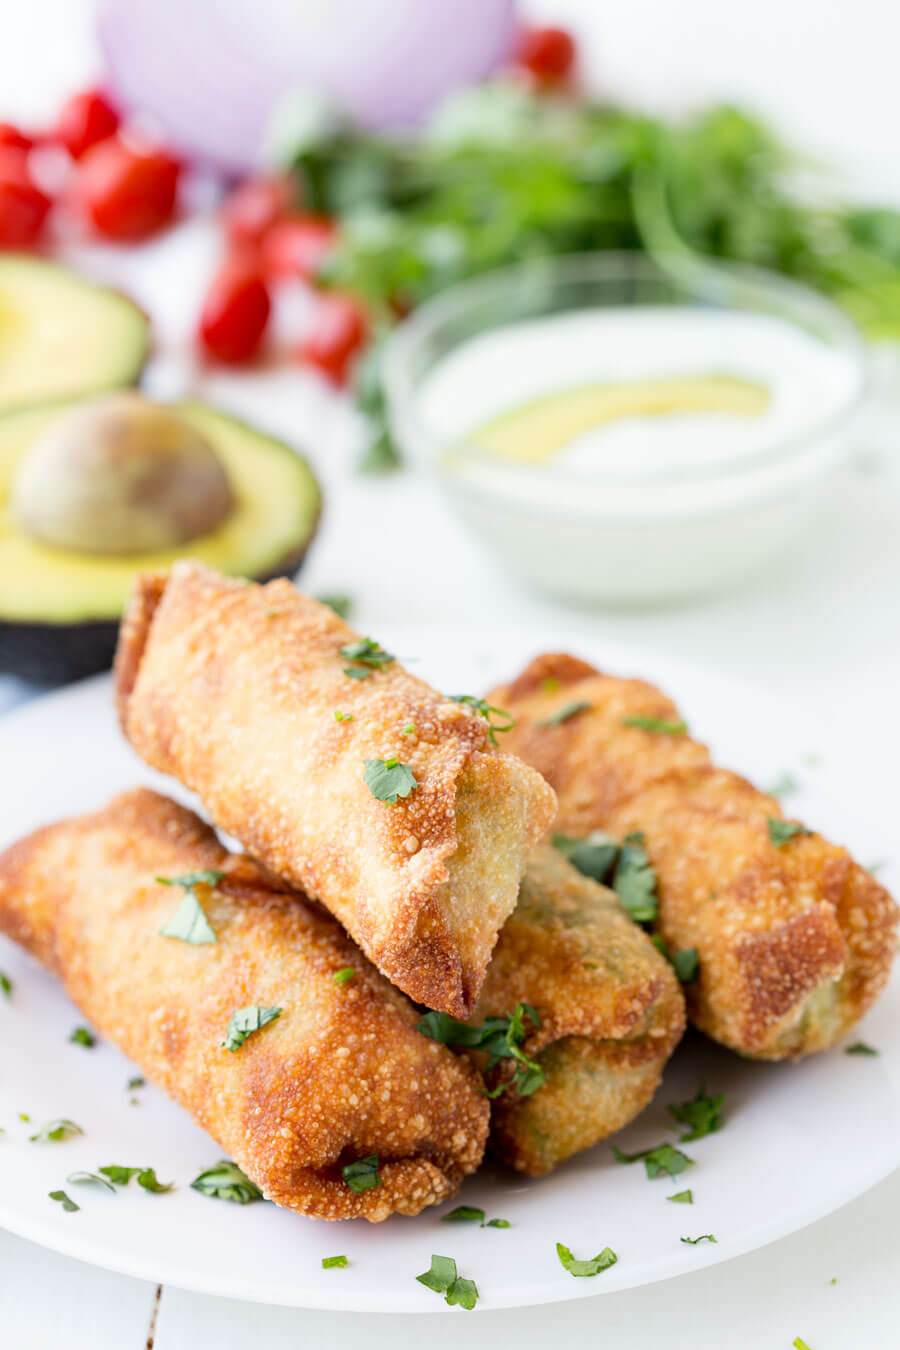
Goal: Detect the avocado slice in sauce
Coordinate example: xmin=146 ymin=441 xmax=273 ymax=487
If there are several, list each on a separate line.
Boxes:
xmin=0 ymin=398 xmax=321 ymax=683
xmin=0 ymin=255 xmax=149 ymax=414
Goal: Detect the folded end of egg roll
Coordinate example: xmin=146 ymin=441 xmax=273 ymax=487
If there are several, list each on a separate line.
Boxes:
xmin=471 ymin=845 xmax=686 ymax=1175
xmin=489 ymin=652 xmax=899 ymax=1059
xmin=0 ymin=788 xmax=490 ymax=1220
xmin=114 ymin=564 xmax=557 ymax=1017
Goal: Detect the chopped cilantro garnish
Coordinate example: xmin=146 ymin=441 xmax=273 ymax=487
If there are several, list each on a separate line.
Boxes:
xmin=540 ymin=677 xmax=560 ymax=693
xmin=340 ymin=637 xmax=394 ymax=679
xmin=127 ymin=1077 xmax=145 ymax=1091
xmin=447 ymin=695 xmax=515 ymax=745
xmin=222 ymin=1005 xmax=282 ymax=1052
xmin=442 ymin=1205 xmax=510 ymax=1228
xmin=668 ymin=1087 xmax=724 ymax=1141
xmin=29 ymin=1119 xmax=83 ymax=1143
xmin=69 ymin=1027 xmax=96 ymax=1048
xmin=322 ymin=1255 xmax=349 ymax=1269
xmin=418 ymin=1002 xmax=544 ymax=1098
xmin=540 ymin=700 xmax=591 ymax=727
xmin=363 ymin=756 xmax=417 ymax=803
xmin=49 ymin=1189 xmax=78 ymax=1212
xmin=342 ymin=1155 xmax=381 ymax=1192
xmin=191 ymin=1160 xmax=262 ymax=1204
xmin=556 ymin=1242 xmax=618 ymax=1277
xmin=612 ymin=1142 xmax=694 ymax=1179
xmin=668 ymin=1190 xmax=693 ymax=1204
xmin=333 ymin=967 xmax=356 ymax=986
xmin=98 ymin=1165 xmax=172 ymax=1192
xmin=671 ymin=948 xmax=699 ymax=983
xmin=845 ymin=1041 xmax=878 ymax=1055
xmin=402 ymin=723 xmax=416 ymax=736
xmin=793 ymin=1340 xmax=813 ymax=1349
xmin=0 ymin=972 xmax=11 ymax=997
xmin=157 ymin=871 xmax=223 ymax=945
xmin=622 ymin=715 xmax=687 ymax=735
xmin=680 ymin=1234 xmax=716 ymax=1245
xmin=553 ymin=831 xmax=619 ymax=883
xmin=416 ymin=1255 xmax=479 ymax=1310
xmin=317 ymin=594 xmax=353 ymax=620
xmin=766 ymin=772 xmax=799 ymax=798
xmin=553 ymin=830 xmax=658 ymax=924
xmin=67 ymin=1170 xmax=116 ymax=1194
xmin=767 ymin=818 xmax=809 ymax=847
xmin=334 ymin=710 xmax=354 ymax=722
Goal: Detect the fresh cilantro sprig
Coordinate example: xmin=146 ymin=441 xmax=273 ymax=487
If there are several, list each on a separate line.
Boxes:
xmin=363 ymin=756 xmax=417 ymax=803
xmin=612 ymin=1142 xmax=694 ymax=1179
xmin=417 ymin=1002 xmax=545 ymax=1098
xmin=340 ymin=637 xmax=394 ymax=679
xmin=447 ymin=695 xmax=515 ymax=745
xmin=554 ymin=830 xmax=659 ymax=924
xmin=668 ymin=1087 xmax=725 ymax=1142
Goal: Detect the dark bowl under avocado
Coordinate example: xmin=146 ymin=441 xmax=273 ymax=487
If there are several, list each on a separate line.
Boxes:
xmin=0 ymin=400 xmax=322 ymax=684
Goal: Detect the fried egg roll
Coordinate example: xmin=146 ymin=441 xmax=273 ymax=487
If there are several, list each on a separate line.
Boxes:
xmin=471 ymin=845 xmax=685 ymax=1175
xmin=114 ymin=563 xmax=556 ymax=1018
xmin=0 ymin=788 xmax=489 ymax=1221
xmin=488 ymin=654 xmax=899 ymax=1060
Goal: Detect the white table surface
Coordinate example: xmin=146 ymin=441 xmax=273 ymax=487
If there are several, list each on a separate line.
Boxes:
xmin=2 ymin=2 xmax=899 ymax=1346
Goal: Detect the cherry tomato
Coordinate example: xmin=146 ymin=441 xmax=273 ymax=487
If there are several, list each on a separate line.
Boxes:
xmin=198 ymin=259 xmax=271 ymax=365
xmin=56 ymin=89 xmax=119 ymax=160
xmin=296 ymin=292 xmax=367 ymax=385
xmin=222 ymin=175 xmax=293 ymax=249
xmin=0 ymin=123 xmax=34 ymax=153
xmin=77 ymin=136 xmax=179 ymax=240
xmin=260 ymin=213 xmax=336 ymax=280
xmin=515 ymin=26 xmax=577 ymax=83
xmin=0 ymin=151 xmax=51 ymax=248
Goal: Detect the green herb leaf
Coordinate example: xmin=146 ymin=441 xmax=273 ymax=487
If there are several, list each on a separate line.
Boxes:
xmin=69 ymin=1027 xmax=96 ymax=1048
xmin=127 ymin=1077 xmax=145 ymax=1091
xmin=322 ymin=1255 xmax=349 ymax=1269
xmin=447 ymin=695 xmax=515 ymax=745
xmin=340 ymin=637 xmax=394 ymax=679
xmin=540 ymin=700 xmax=591 ymax=727
xmin=767 ymin=818 xmax=809 ymax=847
xmin=417 ymin=1254 xmax=457 ymax=1293
xmin=363 ymin=756 xmax=417 ymax=804
xmin=444 ymin=1277 xmax=479 ymax=1310
xmin=681 ymin=1234 xmax=716 ymax=1245
xmin=98 ymin=1165 xmax=141 ymax=1186
xmin=485 ymin=1218 xmax=511 ymax=1228
xmin=417 ymin=1002 xmax=544 ymax=1097
xmin=0 ymin=972 xmax=11 ymax=997
xmin=317 ymin=594 xmax=353 ymax=620
xmin=613 ymin=832 xmax=658 ymax=923
xmin=191 ymin=1160 xmax=262 ymax=1204
xmin=333 ymin=967 xmax=356 ymax=986
xmin=612 ymin=1142 xmax=694 ymax=1179
xmin=342 ymin=1154 xmax=381 ymax=1192
xmin=29 ymin=1119 xmax=83 ymax=1143
xmin=766 ymin=772 xmax=799 ymax=798
xmin=334 ymin=710 xmax=354 ymax=722
xmin=668 ymin=1087 xmax=724 ymax=1141
xmin=442 ymin=1205 xmax=485 ymax=1224
xmin=556 ymin=1242 xmax=618 ymax=1277
xmin=222 ymin=1005 xmax=282 ymax=1052
xmin=552 ymin=831 xmax=619 ymax=883
xmin=671 ymin=948 xmax=699 ymax=983
xmin=156 ymin=870 xmax=224 ymax=891
xmin=622 ymin=715 xmax=687 ymax=735
xmin=793 ymin=1340 xmax=812 ymax=1350
xmin=67 ymin=1170 xmax=116 ymax=1194
xmin=160 ymin=892 xmax=217 ymax=944
xmin=845 ymin=1041 xmax=878 ymax=1055
xmin=668 ymin=1190 xmax=693 ymax=1204
xmin=138 ymin=1169 xmax=173 ymax=1193
xmin=49 ymin=1189 xmax=78 ymax=1212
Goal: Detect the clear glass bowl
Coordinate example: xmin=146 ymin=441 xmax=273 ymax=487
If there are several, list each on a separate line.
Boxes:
xmin=383 ymin=251 xmax=867 ymax=604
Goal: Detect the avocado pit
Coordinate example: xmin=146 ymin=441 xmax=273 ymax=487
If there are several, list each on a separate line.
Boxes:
xmin=12 ymin=392 xmax=235 ymax=555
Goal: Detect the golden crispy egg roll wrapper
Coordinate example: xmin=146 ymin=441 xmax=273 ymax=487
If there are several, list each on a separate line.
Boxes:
xmin=488 ymin=654 xmax=899 ymax=1060
xmin=114 ymin=563 xmax=556 ymax=1018
xmin=471 ymin=846 xmax=685 ymax=1176
xmin=0 ymin=788 xmax=489 ymax=1221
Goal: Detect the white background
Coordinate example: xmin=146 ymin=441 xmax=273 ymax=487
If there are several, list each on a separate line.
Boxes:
xmin=1 ymin=0 xmax=899 ymax=1346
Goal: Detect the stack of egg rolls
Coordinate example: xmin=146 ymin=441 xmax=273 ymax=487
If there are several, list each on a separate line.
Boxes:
xmin=489 ymin=652 xmax=899 ymax=1059
xmin=115 ymin=562 xmax=556 ymax=1018
xmin=0 ymin=789 xmax=489 ymax=1221
xmin=469 ymin=845 xmax=684 ymax=1175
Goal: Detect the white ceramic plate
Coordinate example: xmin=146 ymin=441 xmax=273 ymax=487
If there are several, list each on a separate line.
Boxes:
xmin=0 ymin=632 xmax=897 ymax=1313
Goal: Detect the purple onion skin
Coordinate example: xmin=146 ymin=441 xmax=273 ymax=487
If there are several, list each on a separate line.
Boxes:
xmin=97 ymin=0 xmax=519 ymax=175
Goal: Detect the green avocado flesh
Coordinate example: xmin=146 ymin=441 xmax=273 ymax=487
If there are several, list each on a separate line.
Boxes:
xmin=471 ymin=375 xmax=770 ymax=463
xmin=0 ymin=256 xmax=150 ymax=413
xmin=0 ymin=400 xmax=321 ymax=626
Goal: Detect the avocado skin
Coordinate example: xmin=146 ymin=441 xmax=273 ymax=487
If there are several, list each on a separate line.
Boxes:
xmin=0 ymin=546 xmax=313 ymax=686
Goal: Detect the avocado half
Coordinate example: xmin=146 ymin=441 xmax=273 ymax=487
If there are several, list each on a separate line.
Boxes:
xmin=0 ymin=255 xmax=150 ymax=414
xmin=0 ymin=400 xmax=321 ymax=683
